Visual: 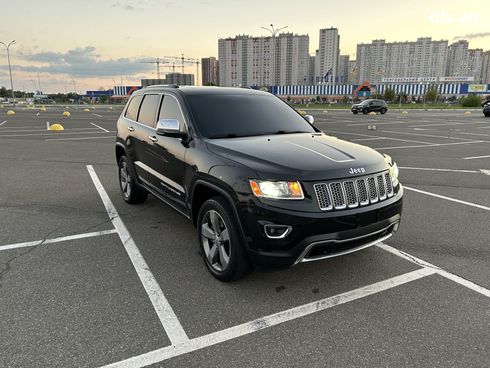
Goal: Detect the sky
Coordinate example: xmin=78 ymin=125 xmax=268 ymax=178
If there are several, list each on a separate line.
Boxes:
xmin=0 ymin=0 xmax=489 ymax=93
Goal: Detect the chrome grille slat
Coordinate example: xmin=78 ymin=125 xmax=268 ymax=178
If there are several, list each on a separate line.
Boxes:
xmin=315 ymin=170 xmax=394 ymax=211
xmin=329 ymin=182 xmax=346 ymax=210
xmin=313 ymin=183 xmax=333 ymax=210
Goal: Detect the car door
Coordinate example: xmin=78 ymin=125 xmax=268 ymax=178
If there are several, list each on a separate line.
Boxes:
xmin=132 ymin=93 xmax=162 ymax=187
xmin=145 ymin=93 xmax=188 ymax=212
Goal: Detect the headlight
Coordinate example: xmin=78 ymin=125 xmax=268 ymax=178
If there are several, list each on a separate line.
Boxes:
xmin=249 ymin=180 xmax=304 ymax=200
xmin=389 ymin=162 xmax=399 ymax=187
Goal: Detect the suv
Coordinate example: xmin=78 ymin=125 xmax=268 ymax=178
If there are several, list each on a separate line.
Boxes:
xmin=115 ymin=86 xmax=403 ymax=281
xmin=483 ymin=102 xmax=490 ymax=117
xmin=351 ymin=99 xmax=388 ymax=115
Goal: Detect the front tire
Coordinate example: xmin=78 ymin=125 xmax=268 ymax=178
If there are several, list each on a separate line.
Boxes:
xmin=118 ymin=156 xmax=148 ymax=204
xmin=352 ymin=111 xmax=358 ymax=115
xmin=362 ymin=108 xmax=369 ymax=114
xmin=197 ymin=197 xmax=252 ymax=281
xmin=484 ymin=113 xmax=490 ymax=117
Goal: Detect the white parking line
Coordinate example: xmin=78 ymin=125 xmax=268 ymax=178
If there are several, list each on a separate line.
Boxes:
xmin=0 ymin=229 xmax=118 ymax=252
xmin=325 ymin=130 xmax=434 ymax=145
xmin=404 ymin=186 xmax=490 ymax=211
xmin=86 ymin=165 xmax=189 ymax=345
xmin=0 ymin=120 xmax=7 ymax=126
xmin=399 ymin=166 xmax=482 ymax=174
xmin=93 ymin=113 xmax=103 ymax=118
xmin=46 ymin=135 xmax=114 ymax=141
xmin=463 ymin=155 xmax=490 ymax=160
xmin=377 ymin=243 xmax=490 ymax=298
xmin=0 ymin=127 xmax=100 ymax=133
xmin=90 ymin=123 xmax=110 ymax=132
xmin=0 ymin=131 xmax=114 ymax=138
xmin=381 ymin=130 xmax=478 ymax=141
xmin=374 ymin=140 xmax=484 ymax=150
xmin=100 ymin=268 xmax=435 ymax=368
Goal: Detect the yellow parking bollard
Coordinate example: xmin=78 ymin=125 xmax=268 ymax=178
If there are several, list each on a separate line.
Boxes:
xmin=62 ymin=111 xmax=71 ymax=117
xmin=48 ymin=123 xmax=64 ymax=131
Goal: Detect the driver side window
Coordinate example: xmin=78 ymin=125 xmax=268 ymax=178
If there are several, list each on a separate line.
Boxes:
xmin=159 ymin=95 xmax=187 ymax=133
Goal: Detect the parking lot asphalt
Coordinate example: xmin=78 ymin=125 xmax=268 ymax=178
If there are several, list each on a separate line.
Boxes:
xmin=0 ymin=105 xmax=489 ymax=367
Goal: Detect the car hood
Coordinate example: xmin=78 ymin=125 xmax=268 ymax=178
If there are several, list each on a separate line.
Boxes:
xmin=206 ymin=133 xmax=388 ymax=181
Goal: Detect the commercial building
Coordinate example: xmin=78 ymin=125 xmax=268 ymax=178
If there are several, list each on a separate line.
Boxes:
xmin=317 ymin=28 xmax=340 ymax=84
xmin=218 ymin=33 xmax=310 ymax=87
xmin=356 ymin=38 xmax=448 ymax=84
xmin=141 ymin=73 xmax=194 ymax=87
xmin=163 ymin=73 xmax=195 ymax=86
xmin=201 ymin=57 xmax=219 ymax=86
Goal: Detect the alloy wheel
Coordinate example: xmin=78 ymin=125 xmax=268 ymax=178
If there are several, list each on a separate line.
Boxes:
xmin=201 ymin=210 xmax=231 ymax=272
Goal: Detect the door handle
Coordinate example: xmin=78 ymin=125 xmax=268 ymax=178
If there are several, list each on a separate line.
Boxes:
xmin=149 ymin=135 xmax=158 ymax=143
xmin=127 ymin=126 xmax=135 ymax=132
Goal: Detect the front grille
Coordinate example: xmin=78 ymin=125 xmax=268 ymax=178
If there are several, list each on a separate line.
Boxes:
xmin=314 ymin=170 xmax=394 ymax=211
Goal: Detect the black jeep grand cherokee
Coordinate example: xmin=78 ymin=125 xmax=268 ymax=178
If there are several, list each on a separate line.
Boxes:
xmin=116 ymin=86 xmax=403 ymax=281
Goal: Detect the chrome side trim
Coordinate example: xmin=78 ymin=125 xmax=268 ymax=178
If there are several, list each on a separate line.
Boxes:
xmin=134 ymin=161 xmax=185 ymax=193
xmin=294 ymin=223 xmax=397 ymax=265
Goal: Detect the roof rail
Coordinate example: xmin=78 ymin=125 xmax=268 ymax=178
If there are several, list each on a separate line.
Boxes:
xmin=144 ymin=84 xmax=179 ymax=89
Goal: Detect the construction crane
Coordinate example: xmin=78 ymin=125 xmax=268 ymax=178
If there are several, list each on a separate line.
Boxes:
xmin=162 ymin=54 xmax=201 ymax=85
xmin=140 ymin=58 xmax=169 ymax=79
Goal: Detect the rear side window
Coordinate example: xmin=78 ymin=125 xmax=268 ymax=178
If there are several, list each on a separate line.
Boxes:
xmin=125 ymin=95 xmax=143 ymax=121
xmin=159 ymin=95 xmax=186 ymax=132
xmin=137 ymin=94 xmax=161 ymax=127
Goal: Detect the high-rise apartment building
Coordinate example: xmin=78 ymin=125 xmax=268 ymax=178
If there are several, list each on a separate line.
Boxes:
xmin=446 ymin=40 xmax=469 ymax=77
xmin=482 ymin=51 xmax=490 ymax=83
xmin=218 ymin=33 xmax=309 ymax=87
xmin=201 ymin=57 xmax=219 ymax=86
xmin=318 ymin=28 xmax=340 ymax=83
xmin=468 ymin=49 xmax=484 ymax=83
xmin=338 ymin=55 xmax=350 ymax=84
xmin=356 ymin=38 xmax=448 ymax=83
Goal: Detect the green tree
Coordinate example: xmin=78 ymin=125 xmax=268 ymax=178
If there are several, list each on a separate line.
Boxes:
xmin=425 ymin=86 xmax=438 ymax=103
xmin=460 ymin=94 xmax=482 ymax=107
xmin=383 ymin=87 xmax=396 ymax=102
xmin=204 ymin=82 xmax=216 ymax=86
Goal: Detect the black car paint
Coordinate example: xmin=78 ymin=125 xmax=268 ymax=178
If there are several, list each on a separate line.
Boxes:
xmin=116 ymin=87 xmax=402 ymax=268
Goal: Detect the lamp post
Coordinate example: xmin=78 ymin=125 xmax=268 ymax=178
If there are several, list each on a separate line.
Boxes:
xmin=0 ymin=40 xmax=16 ymax=107
xmin=261 ymin=24 xmax=288 ymax=37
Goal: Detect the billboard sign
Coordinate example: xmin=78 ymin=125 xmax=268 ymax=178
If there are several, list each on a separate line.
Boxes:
xmin=382 ymin=77 xmax=437 ymax=83
xmin=439 ymin=76 xmax=474 ymax=82
xmin=468 ymin=84 xmax=489 ymax=93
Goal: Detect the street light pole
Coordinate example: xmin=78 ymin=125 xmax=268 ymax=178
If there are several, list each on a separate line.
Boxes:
xmin=0 ymin=40 xmax=16 ymax=107
xmin=261 ymin=24 xmax=288 ymax=37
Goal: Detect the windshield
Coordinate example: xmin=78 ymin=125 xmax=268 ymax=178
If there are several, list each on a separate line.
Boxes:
xmin=186 ymin=94 xmax=316 ymax=138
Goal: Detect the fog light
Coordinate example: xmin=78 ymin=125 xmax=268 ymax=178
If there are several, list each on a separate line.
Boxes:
xmin=393 ymin=222 xmax=400 ymax=232
xmin=264 ymin=224 xmax=292 ymax=239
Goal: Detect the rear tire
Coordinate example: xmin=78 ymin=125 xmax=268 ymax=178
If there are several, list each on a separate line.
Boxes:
xmin=353 ymin=111 xmax=358 ymax=115
xmin=118 ymin=156 xmax=148 ymax=204
xmin=380 ymin=108 xmax=387 ymax=114
xmin=197 ymin=197 xmax=252 ymax=281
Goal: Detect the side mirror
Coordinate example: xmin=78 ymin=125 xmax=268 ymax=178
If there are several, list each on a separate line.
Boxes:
xmin=156 ymin=118 xmax=181 ymax=137
xmin=304 ymin=115 xmax=314 ymax=125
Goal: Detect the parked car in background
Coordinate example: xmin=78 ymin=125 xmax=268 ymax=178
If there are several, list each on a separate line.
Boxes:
xmin=483 ymin=102 xmax=490 ymax=117
xmin=351 ymin=99 xmax=388 ymax=115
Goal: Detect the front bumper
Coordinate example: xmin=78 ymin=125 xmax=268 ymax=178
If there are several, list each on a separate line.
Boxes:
xmin=238 ymin=185 xmax=403 ymax=269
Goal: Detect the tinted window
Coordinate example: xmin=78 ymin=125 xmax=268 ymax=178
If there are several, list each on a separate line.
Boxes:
xmin=137 ymin=94 xmax=161 ymax=127
xmin=125 ymin=95 xmax=143 ymax=121
xmin=159 ymin=95 xmax=186 ymax=132
xmin=187 ymin=94 xmax=315 ymax=138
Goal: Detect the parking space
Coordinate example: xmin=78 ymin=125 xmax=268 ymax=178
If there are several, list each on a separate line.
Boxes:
xmin=1 ymin=107 xmax=489 ymax=367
